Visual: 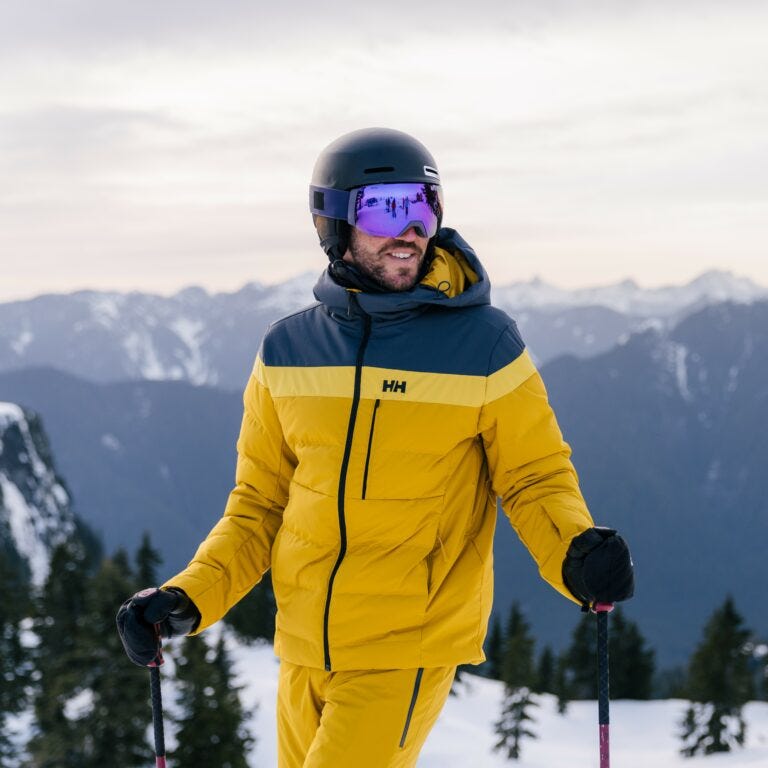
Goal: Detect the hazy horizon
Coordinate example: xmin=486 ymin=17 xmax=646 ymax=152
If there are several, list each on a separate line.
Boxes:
xmin=1 ymin=264 xmax=765 ymax=306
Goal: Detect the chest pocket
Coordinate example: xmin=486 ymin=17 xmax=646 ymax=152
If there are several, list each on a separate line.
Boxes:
xmin=356 ymin=399 xmax=479 ymax=501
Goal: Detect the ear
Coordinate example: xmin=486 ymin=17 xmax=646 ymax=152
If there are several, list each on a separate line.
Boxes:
xmin=313 ymin=216 xmax=350 ymax=262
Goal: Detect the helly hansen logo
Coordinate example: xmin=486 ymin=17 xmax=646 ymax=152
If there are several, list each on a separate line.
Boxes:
xmin=382 ymin=379 xmax=407 ymax=394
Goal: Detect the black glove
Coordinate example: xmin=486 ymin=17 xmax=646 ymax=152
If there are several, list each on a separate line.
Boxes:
xmin=116 ymin=587 xmax=201 ymax=666
xmin=562 ymin=527 xmax=634 ymax=607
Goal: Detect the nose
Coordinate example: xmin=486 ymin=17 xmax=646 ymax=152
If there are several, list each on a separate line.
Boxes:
xmin=398 ymin=226 xmax=421 ymax=241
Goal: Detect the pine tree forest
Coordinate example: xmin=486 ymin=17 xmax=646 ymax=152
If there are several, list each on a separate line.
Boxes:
xmin=0 ymin=533 xmax=271 ymax=768
xmin=0 ymin=531 xmax=766 ymax=766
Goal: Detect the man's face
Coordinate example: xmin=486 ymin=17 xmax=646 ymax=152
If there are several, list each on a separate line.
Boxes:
xmin=343 ymin=226 xmax=430 ymax=292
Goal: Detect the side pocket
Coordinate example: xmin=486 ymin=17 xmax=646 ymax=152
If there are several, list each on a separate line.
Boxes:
xmin=399 ymin=667 xmax=424 ymax=749
xmin=361 ymin=399 xmax=381 ymax=499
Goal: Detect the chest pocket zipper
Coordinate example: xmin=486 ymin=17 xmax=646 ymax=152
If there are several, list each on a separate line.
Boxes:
xmin=361 ymin=399 xmax=381 ymax=499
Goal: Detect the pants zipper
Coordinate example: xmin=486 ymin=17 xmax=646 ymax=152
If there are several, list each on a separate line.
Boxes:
xmin=399 ymin=668 xmax=424 ymax=748
xmin=322 ymin=304 xmax=372 ymax=671
xmin=361 ymin=399 xmax=380 ymax=499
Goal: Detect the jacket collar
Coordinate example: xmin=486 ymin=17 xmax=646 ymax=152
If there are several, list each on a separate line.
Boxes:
xmin=313 ymin=228 xmax=491 ymax=322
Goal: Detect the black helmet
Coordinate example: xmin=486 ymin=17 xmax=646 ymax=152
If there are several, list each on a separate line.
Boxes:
xmin=309 ymin=127 xmax=442 ymax=262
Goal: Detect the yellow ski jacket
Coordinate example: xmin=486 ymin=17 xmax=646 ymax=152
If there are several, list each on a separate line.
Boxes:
xmin=166 ymin=228 xmax=594 ymax=671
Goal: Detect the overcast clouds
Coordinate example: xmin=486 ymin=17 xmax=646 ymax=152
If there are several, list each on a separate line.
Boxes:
xmin=1 ymin=1 xmax=766 ymax=300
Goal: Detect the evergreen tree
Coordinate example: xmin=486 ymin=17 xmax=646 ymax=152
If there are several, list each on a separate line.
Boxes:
xmin=559 ymin=612 xmax=596 ymax=701
xmin=72 ymin=553 xmax=154 ymax=768
xmin=680 ymin=596 xmax=755 ymax=757
xmin=135 ymin=531 xmax=163 ymax=587
xmin=553 ymin=655 xmax=570 ymax=714
xmin=493 ymin=603 xmax=538 ymax=760
xmin=607 ymin=608 xmax=655 ymax=699
xmin=655 ymin=666 xmax=688 ymax=700
xmin=483 ymin=615 xmax=504 ymax=681
xmin=534 ymin=646 xmax=555 ymax=694
xmin=28 ymin=538 xmax=95 ymax=767
xmin=557 ymin=608 xmax=655 ymax=704
xmin=0 ymin=551 xmax=30 ymax=766
xmin=29 ymin=543 xmax=154 ymax=767
xmin=224 ymin=571 xmax=276 ymax=643
xmin=173 ymin=634 xmax=254 ymax=768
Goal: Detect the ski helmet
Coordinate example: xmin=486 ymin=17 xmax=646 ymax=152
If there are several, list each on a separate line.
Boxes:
xmin=309 ymin=127 xmax=443 ymax=262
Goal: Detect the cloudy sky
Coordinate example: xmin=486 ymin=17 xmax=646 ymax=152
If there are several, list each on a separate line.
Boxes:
xmin=1 ymin=0 xmax=766 ymax=301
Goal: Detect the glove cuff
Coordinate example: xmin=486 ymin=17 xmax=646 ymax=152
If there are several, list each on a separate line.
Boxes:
xmin=163 ymin=587 xmax=201 ymax=636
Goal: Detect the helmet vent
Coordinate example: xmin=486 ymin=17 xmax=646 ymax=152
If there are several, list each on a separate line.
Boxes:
xmin=363 ymin=166 xmax=395 ymax=174
xmin=423 ymin=165 xmax=439 ymax=178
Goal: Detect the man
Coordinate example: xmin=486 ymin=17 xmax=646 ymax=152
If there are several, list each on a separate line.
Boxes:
xmin=117 ymin=127 xmax=634 ymax=767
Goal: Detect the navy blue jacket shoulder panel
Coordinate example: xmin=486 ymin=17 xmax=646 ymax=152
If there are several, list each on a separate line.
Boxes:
xmin=259 ymin=303 xmax=360 ymax=368
xmin=364 ymin=304 xmax=523 ymax=376
xmin=258 ymin=228 xmax=527 ymax=377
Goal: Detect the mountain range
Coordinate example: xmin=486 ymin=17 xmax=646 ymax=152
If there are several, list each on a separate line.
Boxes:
xmin=495 ymin=299 xmax=768 ymax=666
xmin=1 ymin=270 xmax=764 ymax=390
xmin=0 ymin=371 xmax=242 ymax=570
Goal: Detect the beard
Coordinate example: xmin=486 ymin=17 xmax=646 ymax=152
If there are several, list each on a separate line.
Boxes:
xmin=346 ymin=229 xmax=429 ymax=292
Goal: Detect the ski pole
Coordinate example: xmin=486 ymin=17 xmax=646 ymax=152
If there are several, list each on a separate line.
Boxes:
xmin=149 ymin=627 xmax=167 ymax=768
xmin=594 ymin=603 xmax=614 ymax=768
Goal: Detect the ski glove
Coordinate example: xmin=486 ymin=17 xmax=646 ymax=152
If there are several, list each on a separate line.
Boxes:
xmin=116 ymin=587 xmax=201 ymax=666
xmin=562 ymin=527 xmax=634 ymax=608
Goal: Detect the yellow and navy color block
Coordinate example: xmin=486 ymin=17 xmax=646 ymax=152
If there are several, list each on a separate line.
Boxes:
xmin=166 ymin=228 xmax=594 ymax=672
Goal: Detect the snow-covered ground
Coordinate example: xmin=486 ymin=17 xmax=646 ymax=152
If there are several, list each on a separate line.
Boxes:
xmin=6 ymin=635 xmax=766 ymax=766
xmin=231 ymin=641 xmax=768 ymax=768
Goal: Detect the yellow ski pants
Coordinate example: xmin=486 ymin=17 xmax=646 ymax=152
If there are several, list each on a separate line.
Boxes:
xmin=277 ymin=662 xmax=456 ymax=768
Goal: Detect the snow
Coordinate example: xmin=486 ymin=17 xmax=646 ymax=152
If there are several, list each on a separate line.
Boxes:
xmin=221 ymin=640 xmax=768 ymax=768
xmin=2 ymin=634 xmax=767 ymax=766
xmin=493 ymin=270 xmax=768 ymax=316
xmin=0 ymin=402 xmax=75 ymax=585
xmin=122 ymin=330 xmax=166 ymax=380
xmin=100 ymin=433 xmax=122 ymax=451
xmin=63 ymin=689 xmax=95 ymax=721
xmin=87 ymin=293 xmax=123 ymax=328
xmin=673 ymin=344 xmax=691 ymax=402
xmin=10 ymin=329 xmax=34 ymax=355
xmin=169 ymin=316 xmax=211 ymax=385
xmin=0 ymin=473 xmax=51 ymax=586
xmin=0 ymin=401 xmax=25 ymax=430
xmin=256 ymin=272 xmax=318 ymax=313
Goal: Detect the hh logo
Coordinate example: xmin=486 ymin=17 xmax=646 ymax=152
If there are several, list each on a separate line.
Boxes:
xmin=382 ymin=379 xmax=407 ymax=394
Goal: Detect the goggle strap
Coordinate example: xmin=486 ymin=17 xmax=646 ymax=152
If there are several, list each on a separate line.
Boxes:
xmin=309 ymin=186 xmax=349 ymax=219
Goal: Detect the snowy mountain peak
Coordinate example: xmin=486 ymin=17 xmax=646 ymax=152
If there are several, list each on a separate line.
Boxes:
xmin=0 ymin=402 xmax=76 ymax=585
xmin=493 ymin=270 xmax=768 ymax=316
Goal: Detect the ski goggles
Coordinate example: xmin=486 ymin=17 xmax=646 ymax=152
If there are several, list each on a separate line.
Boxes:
xmin=310 ymin=182 xmax=443 ymax=238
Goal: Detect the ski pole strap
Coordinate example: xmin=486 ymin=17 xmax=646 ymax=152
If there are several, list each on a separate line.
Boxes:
xmin=150 ymin=665 xmax=167 ymax=768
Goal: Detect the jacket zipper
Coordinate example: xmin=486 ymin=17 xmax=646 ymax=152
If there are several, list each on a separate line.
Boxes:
xmin=323 ymin=297 xmax=372 ymax=671
xmin=361 ymin=399 xmax=380 ymax=499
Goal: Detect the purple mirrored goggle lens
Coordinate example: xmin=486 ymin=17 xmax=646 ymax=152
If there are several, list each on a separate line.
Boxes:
xmin=350 ymin=183 xmax=443 ymax=238
xmin=309 ymin=182 xmax=443 ymax=239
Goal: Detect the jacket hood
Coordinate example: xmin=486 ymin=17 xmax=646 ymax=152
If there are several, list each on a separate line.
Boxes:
xmin=313 ymin=228 xmax=491 ymax=320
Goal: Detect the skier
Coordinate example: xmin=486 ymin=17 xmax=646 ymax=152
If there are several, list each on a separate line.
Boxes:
xmin=117 ymin=127 xmax=634 ymax=768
